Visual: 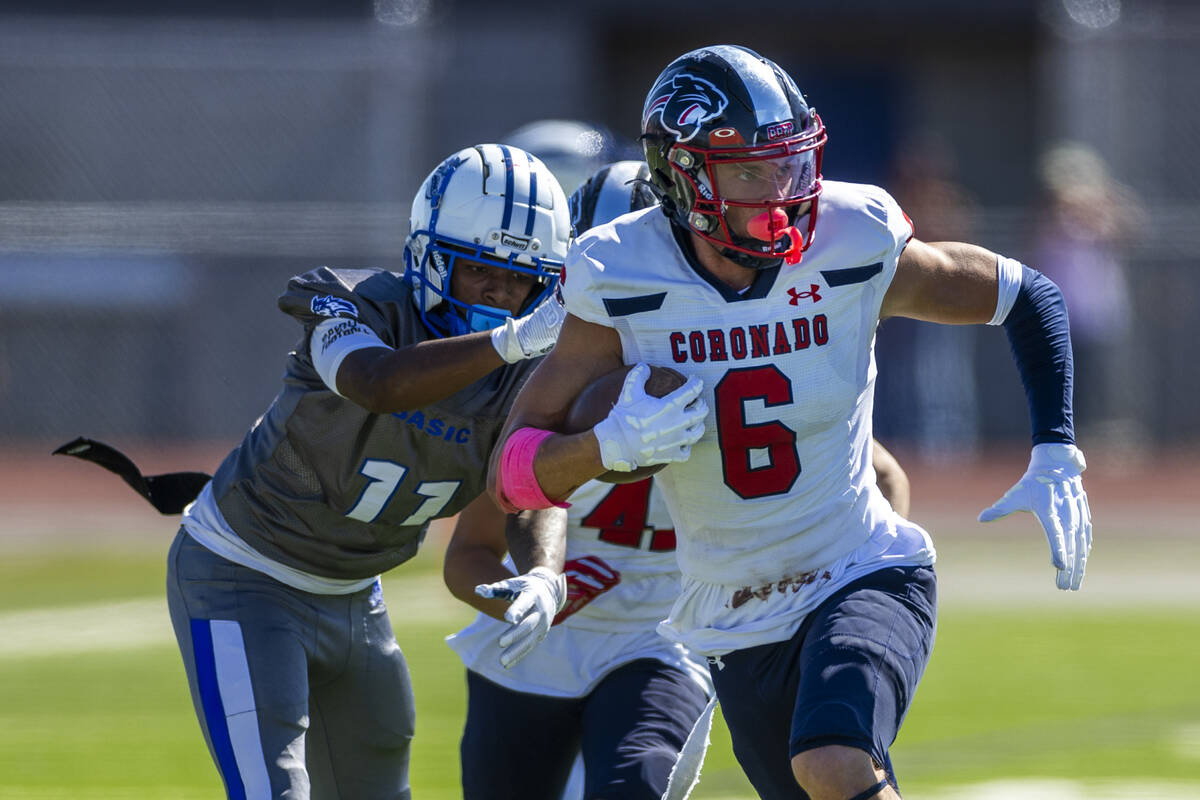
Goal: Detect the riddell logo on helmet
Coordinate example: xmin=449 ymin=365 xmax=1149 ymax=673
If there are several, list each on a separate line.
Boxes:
xmin=766 ymin=121 xmax=795 ymax=140
xmin=500 ymin=233 xmax=531 ymax=250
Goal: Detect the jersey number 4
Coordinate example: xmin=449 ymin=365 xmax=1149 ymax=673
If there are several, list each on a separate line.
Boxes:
xmin=580 ymin=480 xmax=676 ymax=552
xmin=344 ymin=459 xmax=460 ymax=525
xmin=715 ymin=365 xmax=801 ymax=499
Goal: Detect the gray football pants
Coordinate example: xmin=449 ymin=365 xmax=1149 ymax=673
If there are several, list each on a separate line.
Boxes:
xmin=166 ymin=528 xmax=415 ymax=799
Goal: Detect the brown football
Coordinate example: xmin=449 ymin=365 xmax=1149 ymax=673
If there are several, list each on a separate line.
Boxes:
xmin=564 ymin=364 xmax=689 ymax=484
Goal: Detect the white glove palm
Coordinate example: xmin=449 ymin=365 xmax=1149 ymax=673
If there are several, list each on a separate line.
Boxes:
xmin=474 ymin=566 xmax=567 ymax=668
xmin=978 ymin=443 xmax=1092 ymax=591
xmin=490 ymin=293 xmax=565 ymax=363
xmin=592 ymin=363 xmax=707 ymax=472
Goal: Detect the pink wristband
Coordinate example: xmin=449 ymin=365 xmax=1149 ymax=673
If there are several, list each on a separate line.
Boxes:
xmin=496 ymin=427 xmax=570 ymax=513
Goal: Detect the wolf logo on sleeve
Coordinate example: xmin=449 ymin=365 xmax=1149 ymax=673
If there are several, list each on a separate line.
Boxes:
xmin=309 ymin=293 xmax=359 ymax=319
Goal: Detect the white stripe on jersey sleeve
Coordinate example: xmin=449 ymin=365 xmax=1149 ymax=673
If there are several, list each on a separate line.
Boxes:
xmin=310 ymin=317 xmax=391 ymax=397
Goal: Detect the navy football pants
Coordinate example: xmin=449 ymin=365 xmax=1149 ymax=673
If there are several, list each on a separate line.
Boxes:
xmin=460 ymin=658 xmax=708 ymax=800
xmin=710 ymin=565 xmax=937 ymax=799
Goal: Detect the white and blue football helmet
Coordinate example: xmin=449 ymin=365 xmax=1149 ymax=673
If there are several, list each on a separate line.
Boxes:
xmin=404 ymin=144 xmax=570 ymax=338
xmin=569 ymin=159 xmax=658 ymax=236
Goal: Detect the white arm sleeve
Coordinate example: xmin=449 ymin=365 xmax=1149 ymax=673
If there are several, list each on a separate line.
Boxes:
xmin=988 ymin=255 xmax=1024 ymax=325
xmin=309 ymin=318 xmax=390 ymax=397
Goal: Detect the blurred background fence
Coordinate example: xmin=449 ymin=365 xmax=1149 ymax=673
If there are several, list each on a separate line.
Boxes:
xmin=0 ymin=0 xmax=1196 ymax=457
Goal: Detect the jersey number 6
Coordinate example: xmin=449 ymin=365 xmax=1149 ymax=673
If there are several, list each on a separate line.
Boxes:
xmin=715 ymin=365 xmax=801 ymax=499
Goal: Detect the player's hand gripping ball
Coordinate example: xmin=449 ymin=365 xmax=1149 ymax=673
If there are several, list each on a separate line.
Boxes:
xmin=565 ymin=364 xmax=691 ymax=484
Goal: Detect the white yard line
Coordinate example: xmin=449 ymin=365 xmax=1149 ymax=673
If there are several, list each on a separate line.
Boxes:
xmin=697 ymin=781 xmax=1200 ymax=800
xmin=0 ymin=598 xmax=172 ymax=659
xmin=916 ymin=779 xmax=1200 ymax=799
xmin=0 ymin=573 xmax=472 ymax=660
xmin=0 ymin=790 xmax=213 ymax=800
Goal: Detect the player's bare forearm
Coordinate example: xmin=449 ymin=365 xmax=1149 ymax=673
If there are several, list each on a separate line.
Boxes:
xmin=443 ymin=543 xmax=516 ymax=621
xmin=488 ymin=314 xmax=623 ymax=503
xmin=532 ymin=430 xmax=608 ymax=501
xmin=443 ymin=494 xmax=522 ymax=621
xmin=882 ymin=239 xmax=999 ymax=324
xmin=871 ymin=438 xmax=910 ymax=517
xmin=505 ymin=507 xmax=567 ymax=575
xmin=337 ymin=331 xmax=505 ymax=413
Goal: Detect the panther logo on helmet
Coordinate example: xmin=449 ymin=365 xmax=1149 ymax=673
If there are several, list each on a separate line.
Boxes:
xmin=644 ymin=73 xmax=729 ymax=143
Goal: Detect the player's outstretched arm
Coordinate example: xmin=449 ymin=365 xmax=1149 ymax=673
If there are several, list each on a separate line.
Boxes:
xmin=443 ymin=493 xmax=519 ymax=621
xmin=489 ymin=313 xmax=707 ymax=511
xmin=445 ymin=493 xmax=570 ymax=667
xmin=883 ymin=239 xmax=1091 ymax=590
xmin=871 ymin=438 xmax=910 ymax=518
xmin=475 ymin=507 xmax=569 ymax=668
xmin=487 ymin=313 xmax=625 ymax=506
xmin=330 ymin=330 xmax=509 ymax=414
xmin=308 ymin=293 xmax=564 ymax=414
xmin=880 ymin=239 xmax=998 ymax=325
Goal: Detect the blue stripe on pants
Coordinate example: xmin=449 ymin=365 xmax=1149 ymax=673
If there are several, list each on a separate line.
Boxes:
xmin=191 ymin=618 xmax=247 ymax=800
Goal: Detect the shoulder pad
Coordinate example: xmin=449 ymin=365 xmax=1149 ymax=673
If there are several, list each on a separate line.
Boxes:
xmin=277 ymin=266 xmax=410 ymax=335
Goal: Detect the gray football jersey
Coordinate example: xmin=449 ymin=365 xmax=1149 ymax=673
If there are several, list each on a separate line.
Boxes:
xmin=209 ymin=266 xmax=537 ymax=580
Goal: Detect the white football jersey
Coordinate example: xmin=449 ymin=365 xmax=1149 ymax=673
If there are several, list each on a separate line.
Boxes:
xmin=560 ymin=181 xmax=936 ymax=655
xmin=446 ymin=478 xmax=711 ymax=698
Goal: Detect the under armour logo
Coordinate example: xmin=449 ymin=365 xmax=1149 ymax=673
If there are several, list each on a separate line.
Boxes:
xmin=788 ymin=284 xmax=822 ymax=305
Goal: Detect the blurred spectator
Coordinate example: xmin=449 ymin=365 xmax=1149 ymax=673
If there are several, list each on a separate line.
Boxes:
xmin=876 ymin=132 xmax=981 ymax=462
xmin=1032 ymin=141 xmax=1146 ymax=452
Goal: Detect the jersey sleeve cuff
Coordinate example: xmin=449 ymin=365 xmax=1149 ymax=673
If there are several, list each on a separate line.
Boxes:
xmin=310 ymin=318 xmax=390 ymax=397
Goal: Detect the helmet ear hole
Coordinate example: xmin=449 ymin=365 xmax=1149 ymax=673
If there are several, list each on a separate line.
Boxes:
xmin=671 ymin=149 xmax=696 ymax=169
xmin=689 ymin=212 xmax=712 ymax=232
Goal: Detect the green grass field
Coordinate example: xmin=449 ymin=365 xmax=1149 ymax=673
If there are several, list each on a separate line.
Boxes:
xmin=2 ymin=528 xmax=1198 ymax=799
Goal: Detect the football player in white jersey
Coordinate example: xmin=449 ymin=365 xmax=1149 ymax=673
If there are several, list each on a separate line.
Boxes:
xmin=447 ymin=161 xmax=913 ymax=800
xmin=446 ymin=160 xmax=709 ymax=800
xmin=486 ymin=46 xmax=1092 ymax=800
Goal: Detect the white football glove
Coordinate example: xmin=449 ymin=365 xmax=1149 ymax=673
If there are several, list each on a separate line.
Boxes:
xmin=489 ymin=293 xmax=565 ymax=363
xmin=592 ymin=363 xmax=707 ymax=473
xmin=474 ymin=566 xmax=567 ymax=668
xmin=978 ymin=443 xmax=1092 ymax=591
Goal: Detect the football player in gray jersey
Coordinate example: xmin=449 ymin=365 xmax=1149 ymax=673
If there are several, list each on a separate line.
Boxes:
xmin=162 ymin=144 xmax=574 ymax=799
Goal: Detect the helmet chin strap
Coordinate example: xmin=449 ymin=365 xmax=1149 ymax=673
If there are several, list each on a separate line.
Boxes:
xmin=746 ymin=208 xmax=803 ymax=265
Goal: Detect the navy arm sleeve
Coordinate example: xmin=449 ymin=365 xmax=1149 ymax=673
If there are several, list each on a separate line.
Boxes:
xmin=1002 ymin=265 xmax=1075 ymax=445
